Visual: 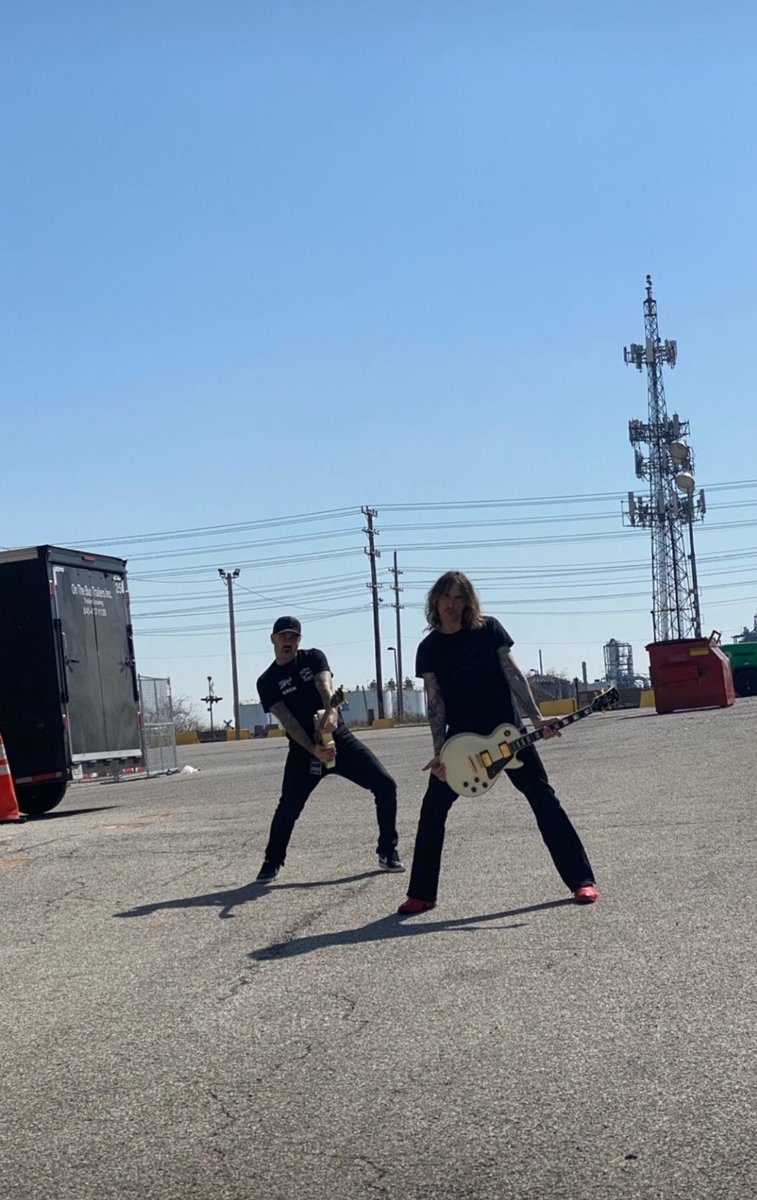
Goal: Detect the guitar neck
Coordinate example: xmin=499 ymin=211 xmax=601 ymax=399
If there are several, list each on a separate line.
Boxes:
xmin=316 ymin=690 xmax=343 ymax=734
xmin=491 ymin=703 xmax=599 ymax=777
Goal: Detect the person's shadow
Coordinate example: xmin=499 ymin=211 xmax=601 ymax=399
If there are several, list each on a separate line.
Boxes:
xmin=250 ymin=899 xmax=573 ymax=963
xmin=113 ymin=872 xmax=382 ymax=921
xmin=26 ymin=806 xmax=119 ymax=820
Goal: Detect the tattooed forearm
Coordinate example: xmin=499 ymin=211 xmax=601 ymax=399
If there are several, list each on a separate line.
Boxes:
xmin=314 ymin=671 xmax=334 ymax=708
xmin=497 ymin=648 xmax=541 ymax=722
xmin=270 ymin=702 xmax=317 ymax=754
xmin=423 ymin=672 xmax=447 ymax=756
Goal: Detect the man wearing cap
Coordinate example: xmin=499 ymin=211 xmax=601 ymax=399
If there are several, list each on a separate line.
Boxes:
xmin=254 ymin=615 xmax=404 ymax=882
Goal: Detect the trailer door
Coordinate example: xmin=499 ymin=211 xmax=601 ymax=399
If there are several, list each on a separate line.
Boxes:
xmin=52 ymin=565 xmax=142 ymax=762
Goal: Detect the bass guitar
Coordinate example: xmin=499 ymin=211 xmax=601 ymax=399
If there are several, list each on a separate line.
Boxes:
xmin=439 ymin=687 xmax=620 ymax=796
xmin=314 ymin=686 xmax=345 ymax=770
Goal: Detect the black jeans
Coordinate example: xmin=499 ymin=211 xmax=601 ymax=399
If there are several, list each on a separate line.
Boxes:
xmin=406 ymin=743 xmax=594 ymax=902
xmin=264 ymin=727 xmax=399 ymax=867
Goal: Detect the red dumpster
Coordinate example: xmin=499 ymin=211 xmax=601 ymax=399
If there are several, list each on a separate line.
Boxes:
xmin=646 ymin=637 xmax=735 ymax=714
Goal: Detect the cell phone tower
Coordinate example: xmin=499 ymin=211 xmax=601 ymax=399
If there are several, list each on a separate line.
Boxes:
xmin=622 ymin=275 xmax=705 ymax=642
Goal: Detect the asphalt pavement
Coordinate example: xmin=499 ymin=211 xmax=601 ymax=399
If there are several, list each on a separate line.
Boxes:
xmin=2 ymin=701 xmax=755 ymax=1200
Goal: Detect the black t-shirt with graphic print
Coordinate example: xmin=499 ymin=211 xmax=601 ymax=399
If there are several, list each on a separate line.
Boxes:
xmin=257 ymin=647 xmax=343 ymax=740
xmin=415 ymin=616 xmax=517 ymax=736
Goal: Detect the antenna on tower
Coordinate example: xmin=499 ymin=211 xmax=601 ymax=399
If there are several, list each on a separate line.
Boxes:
xmin=622 ymin=277 xmax=705 ymax=641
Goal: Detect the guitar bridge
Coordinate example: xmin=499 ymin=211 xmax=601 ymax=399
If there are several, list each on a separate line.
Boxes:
xmin=462 ymin=752 xmax=492 ymax=793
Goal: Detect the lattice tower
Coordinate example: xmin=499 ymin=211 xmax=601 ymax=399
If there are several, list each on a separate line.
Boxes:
xmin=623 ymin=276 xmax=704 ymax=641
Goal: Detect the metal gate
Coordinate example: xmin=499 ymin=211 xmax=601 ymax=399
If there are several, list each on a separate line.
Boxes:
xmin=138 ymin=676 xmax=178 ymax=775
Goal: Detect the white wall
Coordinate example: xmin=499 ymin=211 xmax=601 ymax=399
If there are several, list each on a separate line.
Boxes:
xmin=239 ymin=701 xmax=276 ymax=731
xmin=341 ymin=688 xmax=426 ymax=724
xmin=240 ymin=690 xmax=427 ymax=731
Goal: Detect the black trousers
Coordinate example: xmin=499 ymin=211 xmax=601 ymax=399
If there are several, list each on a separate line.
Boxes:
xmin=264 ymin=728 xmax=399 ymax=867
xmin=406 ymin=743 xmax=594 ymax=902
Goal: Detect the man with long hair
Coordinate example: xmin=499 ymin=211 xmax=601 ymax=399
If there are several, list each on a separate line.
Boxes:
xmin=398 ymin=571 xmax=597 ymax=914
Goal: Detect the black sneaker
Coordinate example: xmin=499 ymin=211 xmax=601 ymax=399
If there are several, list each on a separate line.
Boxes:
xmin=378 ymin=851 xmax=405 ymax=873
xmin=256 ymin=860 xmax=280 ymax=883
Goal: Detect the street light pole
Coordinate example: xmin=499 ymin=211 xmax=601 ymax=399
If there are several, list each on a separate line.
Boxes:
xmin=218 ymin=568 xmax=241 ymax=739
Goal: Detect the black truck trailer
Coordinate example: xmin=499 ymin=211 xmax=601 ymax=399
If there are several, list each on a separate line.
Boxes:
xmin=0 ymin=545 xmax=145 ymax=815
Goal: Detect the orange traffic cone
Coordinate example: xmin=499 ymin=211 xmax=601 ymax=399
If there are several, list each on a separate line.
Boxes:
xmin=0 ymin=735 xmax=25 ymax=823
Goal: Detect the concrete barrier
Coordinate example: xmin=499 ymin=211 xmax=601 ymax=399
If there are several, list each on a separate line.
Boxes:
xmin=371 ymin=717 xmax=395 ymax=729
xmin=176 ymin=731 xmax=200 ymax=745
xmin=540 ymin=699 xmax=577 ymax=717
xmin=266 ymin=728 xmax=286 ymax=738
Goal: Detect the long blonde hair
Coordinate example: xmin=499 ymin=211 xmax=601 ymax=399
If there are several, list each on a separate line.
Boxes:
xmin=425 ymin=571 xmax=485 ymax=631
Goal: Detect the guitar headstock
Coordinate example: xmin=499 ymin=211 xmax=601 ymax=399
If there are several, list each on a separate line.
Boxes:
xmin=591 ymin=686 xmax=620 ymax=712
xmin=331 ymin=686 xmax=345 ymax=709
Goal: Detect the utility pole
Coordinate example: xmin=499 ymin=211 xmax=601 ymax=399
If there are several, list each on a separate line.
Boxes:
xmin=388 ymin=550 xmax=404 ymax=719
xmin=201 ymin=676 xmax=222 ymax=735
xmin=623 ymin=275 xmax=705 ymax=641
xmin=218 ymin=568 xmax=241 ymax=738
xmin=361 ymin=506 xmax=384 ymax=718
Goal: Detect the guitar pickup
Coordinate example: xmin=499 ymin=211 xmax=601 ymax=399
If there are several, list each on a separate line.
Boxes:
xmin=479 ymin=750 xmax=494 ymax=768
xmin=497 ymin=742 xmax=513 ymax=760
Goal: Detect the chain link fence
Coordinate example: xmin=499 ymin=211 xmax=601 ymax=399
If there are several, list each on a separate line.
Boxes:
xmin=138 ymin=675 xmax=178 ymax=775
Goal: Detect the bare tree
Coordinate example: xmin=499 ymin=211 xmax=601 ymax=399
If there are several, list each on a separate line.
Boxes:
xmin=171 ymin=695 xmax=205 ymax=733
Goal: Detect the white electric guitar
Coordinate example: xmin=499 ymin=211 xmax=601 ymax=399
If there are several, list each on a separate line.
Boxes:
xmin=440 ymin=687 xmax=620 ymax=797
xmin=314 ymin=686 xmax=345 ymax=770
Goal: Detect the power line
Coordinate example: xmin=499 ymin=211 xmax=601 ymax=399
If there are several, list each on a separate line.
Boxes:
xmin=54 ymin=480 xmax=757 ymax=553
xmin=64 ymin=506 xmax=362 ymax=548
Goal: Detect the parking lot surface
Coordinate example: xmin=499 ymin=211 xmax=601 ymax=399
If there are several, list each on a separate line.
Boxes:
xmin=2 ymin=702 xmax=755 ymax=1199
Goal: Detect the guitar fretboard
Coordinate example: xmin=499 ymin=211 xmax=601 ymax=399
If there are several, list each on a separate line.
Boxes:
xmin=490 ymin=699 xmax=611 ymax=778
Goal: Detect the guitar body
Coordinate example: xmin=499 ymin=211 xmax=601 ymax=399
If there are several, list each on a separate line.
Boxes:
xmin=314 ymin=687 xmax=345 ymax=770
xmin=441 ymin=725 xmax=525 ymax=796
xmin=439 ymin=687 xmax=620 ymax=797
xmin=314 ymin=709 xmax=336 ymax=769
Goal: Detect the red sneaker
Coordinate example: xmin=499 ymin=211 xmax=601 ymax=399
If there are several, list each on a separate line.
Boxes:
xmin=397 ymin=897 xmax=437 ymax=915
xmin=574 ymin=884 xmax=598 ymax=904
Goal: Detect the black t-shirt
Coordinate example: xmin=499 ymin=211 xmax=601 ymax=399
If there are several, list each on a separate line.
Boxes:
xmin=415 ymin=616 xmax=517 ymax=736
xmin=257 ymin=647 xmax=342 ymax=740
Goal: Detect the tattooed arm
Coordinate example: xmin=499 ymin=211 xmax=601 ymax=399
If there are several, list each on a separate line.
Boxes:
xmin=269 ymin=700 xmax=334 ymax=762
xmin=497 ymin=647 xmax=561 ymax=738
xmin=421 ymin=671 xmax=449 ymax=779
xmin=314 ymin=670 xmax=338 ymax=733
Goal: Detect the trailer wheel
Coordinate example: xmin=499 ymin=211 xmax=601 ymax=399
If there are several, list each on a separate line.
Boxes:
xmin=733 ymin=666 xmax=757 ymax=697
xmin=16 ymin=781 xmax=67 ymax=816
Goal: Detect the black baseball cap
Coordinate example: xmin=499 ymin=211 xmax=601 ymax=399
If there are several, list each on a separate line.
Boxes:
xmin=272 ymin=615 xmax=301 ymax=636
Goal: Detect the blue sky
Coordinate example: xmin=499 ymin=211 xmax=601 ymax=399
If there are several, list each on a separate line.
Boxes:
xmin=3 ymin=1 xmax=757 ymax=721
